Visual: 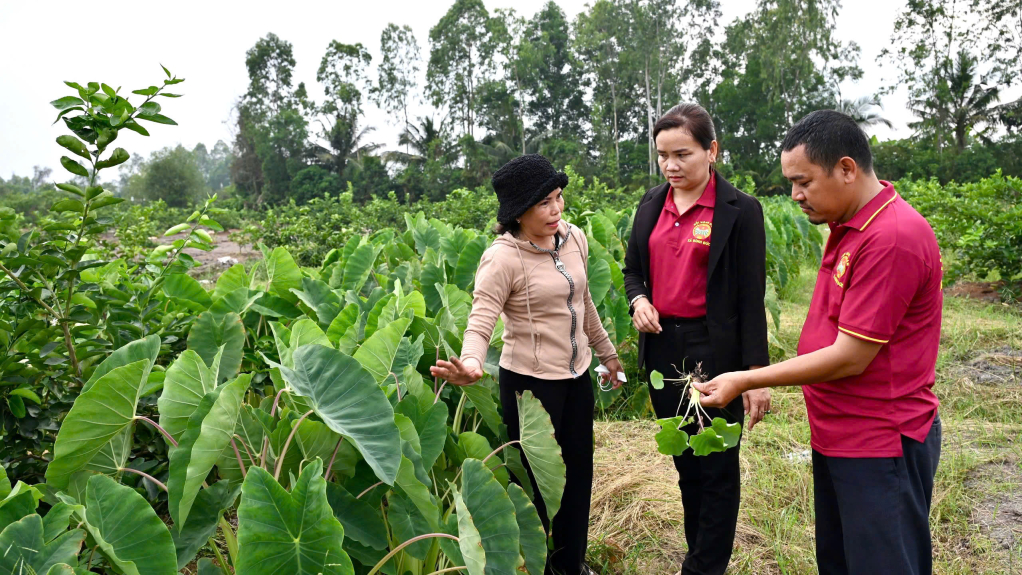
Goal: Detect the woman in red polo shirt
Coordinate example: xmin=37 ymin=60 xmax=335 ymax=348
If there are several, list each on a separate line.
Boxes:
xmin=623 ymin=103 xmax=771 ymax=575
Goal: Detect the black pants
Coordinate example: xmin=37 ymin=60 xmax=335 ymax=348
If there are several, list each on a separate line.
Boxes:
xmin=813 ymin=413 xmax=942 ymax=575
xmin=500 ymin=367 xmax=595 ymax=575
xmin=645 ymin=317 xmax=744 ymax=575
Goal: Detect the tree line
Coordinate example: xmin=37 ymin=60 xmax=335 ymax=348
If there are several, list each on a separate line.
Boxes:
xmin=4 ymin=0 xmax=1020 ymax=207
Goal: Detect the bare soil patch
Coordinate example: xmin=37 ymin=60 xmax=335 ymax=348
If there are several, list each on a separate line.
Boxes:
xmin=952 ymin=347 xmax=1021 ymax=387
xmin=967 ymin=458 xmax=1022 ymax=551
xmin=162 ymin=229 xmax=261 ymax=273
xmin=944 ymin=281 xmax=1020 ymax=304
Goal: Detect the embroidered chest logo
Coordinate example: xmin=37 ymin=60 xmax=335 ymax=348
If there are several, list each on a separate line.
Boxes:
xmin=833 ymin=252 xmax=851 ymax=288
xmin=691 ymin=221 xmax=712 ymax=243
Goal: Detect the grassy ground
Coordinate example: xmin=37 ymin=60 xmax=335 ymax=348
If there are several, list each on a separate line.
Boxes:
xmin=586 ymin=268 xmax=1022 ymax=574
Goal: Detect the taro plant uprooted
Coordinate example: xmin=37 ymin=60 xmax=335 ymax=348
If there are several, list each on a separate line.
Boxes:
xmin=649 ymin=367 xmax=742 ymax=457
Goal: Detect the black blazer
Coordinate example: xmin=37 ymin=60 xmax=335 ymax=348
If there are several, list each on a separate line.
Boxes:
xmin=623 ymin=175 xmax=770 ymax=375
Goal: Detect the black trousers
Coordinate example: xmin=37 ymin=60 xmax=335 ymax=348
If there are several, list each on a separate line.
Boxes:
xmin=813 ymin=413 xmax=942 ymax=575
xmin=644 ymin=317 xmax=745 ymax=575
xmin=500 ymin=367 xmax=595 ymax=575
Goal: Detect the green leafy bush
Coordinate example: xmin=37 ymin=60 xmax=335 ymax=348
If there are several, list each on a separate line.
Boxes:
xmin=899 ymin=171 xmax=1022 ymax=284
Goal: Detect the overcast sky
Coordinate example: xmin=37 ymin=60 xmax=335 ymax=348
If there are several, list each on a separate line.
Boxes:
xmin=1 ymin=0 xmax=921 ymax=181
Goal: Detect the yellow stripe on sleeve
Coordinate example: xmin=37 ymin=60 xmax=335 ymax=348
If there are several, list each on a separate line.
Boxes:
xmin=838 ymin=326 xmax=889 ymax=344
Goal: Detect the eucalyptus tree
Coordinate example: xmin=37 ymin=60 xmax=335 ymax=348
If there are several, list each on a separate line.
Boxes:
xmin=315 ymin=41 xmax=374 ymax=176
xmin=426 ymin=0 xmax=495 ymax=138
xmin=233 ymin=33 xmax=311 ymax=205
xmin=373 ymin=24 xmax=421 ymax=144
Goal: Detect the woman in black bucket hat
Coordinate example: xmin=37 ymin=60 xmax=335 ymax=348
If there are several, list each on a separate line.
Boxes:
xmin=432 ymin=154 xmax=624 ymax=575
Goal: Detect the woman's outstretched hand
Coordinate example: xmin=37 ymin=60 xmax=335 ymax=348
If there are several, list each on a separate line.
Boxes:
xmin=430 ymin=356 xmax=484 ymax=387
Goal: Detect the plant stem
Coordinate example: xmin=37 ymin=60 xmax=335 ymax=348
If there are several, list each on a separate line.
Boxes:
xmin=119 ymin=467 xmax=167 ymax=492
xmin=135 ymin=416 xmax=178 ymax=448
xmin=367 ymin=534 xmax=460 ymax=575
xmin=208 ymin=535 xmax=231 ymax=575
xmin=234 ymin=434 xmax=258 ymax=467
xmin=324 ymin=437 xmax=344 ymax=481
xmin=452 ymin=393 xmax=468 ymax=432
xmin=357 ymin=481 xmax=385 ymax=499
xmin=480 ymin=440 xmax=520 ymax=465
xmin=425 ymin=568 xmax=467 ymax=574
xmin=273 ymin=409 xmax=315 ymax=481
xmin=0 ymin=261 xmax=80 ymax=376
xmin=259 ymin=388 xmax=290 ymax=469
xmin=230 ymin=437 xmax=247 ymax=478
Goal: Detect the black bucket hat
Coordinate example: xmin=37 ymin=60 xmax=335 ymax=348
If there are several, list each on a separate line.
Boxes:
xmin=492 ymin=154 xmax=569 ymax=225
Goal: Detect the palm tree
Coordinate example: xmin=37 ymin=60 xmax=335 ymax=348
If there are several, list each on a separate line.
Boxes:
xmin=386 ymin=116 xmax=453 ymax=164
xmin=909 ymin=49 xmax=1001 ymax=152
xmin=312 ymin=113 xmax=381 ymax=175
xmin=836 ymin=96 xmax=893 ymax=130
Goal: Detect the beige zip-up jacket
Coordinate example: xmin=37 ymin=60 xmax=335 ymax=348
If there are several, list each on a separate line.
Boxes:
xmin=460 ymin=221 xmax=618 ymax=380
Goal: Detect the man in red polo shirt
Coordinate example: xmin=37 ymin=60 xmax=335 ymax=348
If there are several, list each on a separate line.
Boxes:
xmin=694 ymin=110 xmax=942 ymax=575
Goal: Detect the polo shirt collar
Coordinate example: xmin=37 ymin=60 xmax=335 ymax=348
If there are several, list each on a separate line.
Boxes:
xmin=837 ymin=181 xmax=897 ymax=232
xmin=663 ymin=171 xmax=717 ymax=216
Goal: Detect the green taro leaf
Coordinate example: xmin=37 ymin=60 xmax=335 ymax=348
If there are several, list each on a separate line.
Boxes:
xmin=293 ymin=277 xmax=343 ymax=328
xmin=46 ymin=360 xmax=152 ymax=490
xmin=688 ymin=428 xmax=726 ymax=456
xmin=324 ymin=482 xmax=388 ymax=551
xmin=0 ymin=489 xmax=39 ymax=534
xmin=353 ymin=316 xmax=412 ymax=384
xmin=460 ymin=459 xmax=521 ymax=574
xmin=340 ymin=243 xmax=378 ymax=293
xmin=167 ymin=374 xmax=251 ymax=529
xmin=236 ymin=460 xmax=354 ymax=575
xmin=276 ymin=345 xmax=402 ymax=485
xmin=451 ymin=235 xmax=488 ymax=290
xmin=586 ymin=257 xmax=612 ymax=307
xmin=214 ymin=404 xmax=272 ymax=484
xmin=158 ymin=350 xmax=218 ymax=443
xmin=187 ymin=311 xmax=244 ymax=383
xmin=78 ymin=474 xmax=177 ymax=575
xmin=163 ymin=273 xmax=212 ymax=312
xmin=0 ymin=515 xmax=85 ymax=575
xmin=711 ymin=417 xmax=741 ymax=448
xmin=654 ymin=416 xmax=690 ymax=456
xmin=508 ymin=483 xmax=546 ymax=575
xmin=212 ymin=263 xmax=248 ymax=300
xmin=388 ymin=490 xmax=433 ymax=560
xmin=171 ymin=480 xmax=239 ymax=570
xmin=453 ymin=488 xmax=486 ymax=575
xmin=461 ymin=383 xmax=503 ymax=437
xmin=82 ymin=334 xmax=161 ymax=394
xmin=265 ymin=247 xmax=302 ymax=303
xmin=650 ymin=370 xmax=665 ymax=390
xmin=517 ymin=390 xmax=566 ymax=525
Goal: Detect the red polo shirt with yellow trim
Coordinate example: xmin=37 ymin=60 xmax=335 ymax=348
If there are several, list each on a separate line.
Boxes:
xmin=798 ymin=182 xmax=942 ymax=457
xmin=649 ymin=173 xmax=716 ymax=318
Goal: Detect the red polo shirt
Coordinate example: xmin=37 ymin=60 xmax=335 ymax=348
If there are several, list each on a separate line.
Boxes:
xmin=648 ymin=173 xmax=716 ymax=318
xmin=798 ymin=182 xmax=942 ymax=458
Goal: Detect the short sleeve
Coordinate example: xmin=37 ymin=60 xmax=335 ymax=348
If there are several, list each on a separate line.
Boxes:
xmin=837 ymin=241 xmax=926 ymax=344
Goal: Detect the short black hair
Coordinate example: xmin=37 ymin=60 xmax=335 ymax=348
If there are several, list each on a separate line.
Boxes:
xmin=653 ymin=103 xmax=716 ymax=150
xmin=781 ymin=110 xmax=873 ymax=172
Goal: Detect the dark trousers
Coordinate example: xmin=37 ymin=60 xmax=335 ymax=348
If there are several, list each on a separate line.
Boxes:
xmin=644 ymin=317 xmax=745 ymax=575
xmin=500 ymin=367 xmax=595 ymax=575
xmin=813 ymin=413 xmax=942 ymax=575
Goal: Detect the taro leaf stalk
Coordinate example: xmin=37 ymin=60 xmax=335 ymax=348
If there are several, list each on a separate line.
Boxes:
xmin=0 ymin=68 xmax=184 ymax=378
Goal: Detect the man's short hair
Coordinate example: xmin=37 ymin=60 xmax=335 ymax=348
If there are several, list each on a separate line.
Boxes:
xmin=781 ymin=110 xmax=873 ymax=172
